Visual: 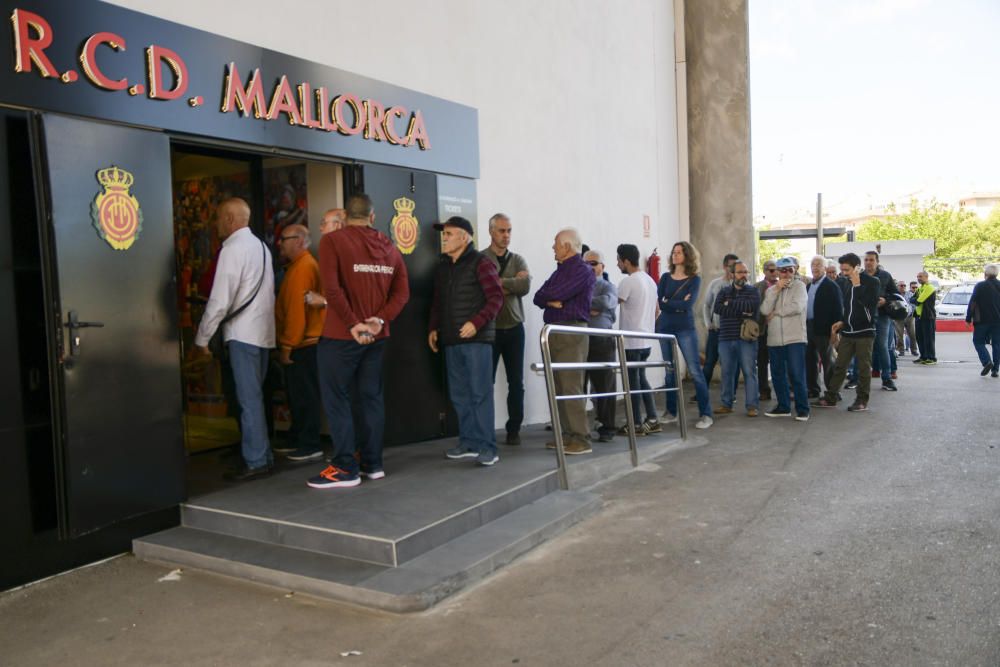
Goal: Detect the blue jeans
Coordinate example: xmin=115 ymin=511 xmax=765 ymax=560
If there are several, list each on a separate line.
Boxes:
xmin=227 ymin=341 xmax=273 ymax=469
xmin=768 ymin=342 xmax=809 ymax=415
xmin=625 ymin=348 xmax=657 ymax=423
xmin=872 ymin=314 xmax=892 ymax=381
xmin=446 ymin=343 xmax=496 ymax=456
xmin=658 ymin=327 xmax=712 ymax=418
xmin=720 ymin=339 xmax=759 ymax=410
xmin=318 ymin=337 xmax=385 ymax=475
xmin=973 ymin=322 xmax=1000 ymax=367
xmin=492 ymin=323 xmax=525 ymax=435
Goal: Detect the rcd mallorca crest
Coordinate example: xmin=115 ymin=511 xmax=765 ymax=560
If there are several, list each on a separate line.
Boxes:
xmin=91 ymin=165 xmax=143 ymax=250
xmin=390 ymin=196 xmax=419 ymax=254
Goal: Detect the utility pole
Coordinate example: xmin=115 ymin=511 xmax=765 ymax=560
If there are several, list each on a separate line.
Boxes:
xmin=815 ymin=192 xmax=823 ymax=255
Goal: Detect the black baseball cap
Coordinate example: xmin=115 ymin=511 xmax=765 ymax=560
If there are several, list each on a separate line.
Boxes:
xmin=433 ymin=216 xmax=474 ymax=236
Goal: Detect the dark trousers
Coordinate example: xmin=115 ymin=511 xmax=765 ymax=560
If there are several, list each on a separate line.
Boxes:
xmin=826 ymin=335 xmax=874 ymax=404
xmin=318 ymin=337 xmax=385 ymax=475
xmin=916 ymin=317 xmax=936 ymax=361
xmin=586 ymin=335 xmax=617 ymax=435
xmin=625 ymin=347 xmax=657 ymax=424
xmin=973 ymin=322 xmax=1000 ymax=367
xmin=703 ymin=328 xmax=721 ymax=382
xmin=284 ymin=344 xmax=321 ymax=452
xmin=757 ymin=332 xmax=771 ymax=397
xmin=492 ymin=323 xmax=525 ymax=435
xmin=806 ymin=321 xmax=834 ymax=394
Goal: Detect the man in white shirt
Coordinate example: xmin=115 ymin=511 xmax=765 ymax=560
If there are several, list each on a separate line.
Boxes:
xmin=616 ymin=244 xmax=661 ymax=435
xmin=194 ymin=198 xmax=276 ymax=481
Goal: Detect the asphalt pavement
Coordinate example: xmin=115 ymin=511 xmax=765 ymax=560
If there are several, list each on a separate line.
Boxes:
xmin=2 ymin=332 xmax=997 ymax=667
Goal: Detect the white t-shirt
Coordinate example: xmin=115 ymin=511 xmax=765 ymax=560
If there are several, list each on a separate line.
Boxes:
xmin=618 ymin=271 xmax=658 ymax=349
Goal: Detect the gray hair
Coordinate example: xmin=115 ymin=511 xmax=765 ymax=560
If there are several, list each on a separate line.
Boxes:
xmin=584 ymin=249 xmax=604 ymax=264
xmin=986 ymin=263 xmax=999 ymax=278
xmin=488 ymin=213 xmax=509 ymax=231
xmin=762 ymin=258 xmax=777 ymax=269
xmin=811 ymin=254 xmax=826 ymax=265
xmin=825 ymin=258 xmax=838 ymax=269
xmin=556 ymin=228 xmax=583 ymax=253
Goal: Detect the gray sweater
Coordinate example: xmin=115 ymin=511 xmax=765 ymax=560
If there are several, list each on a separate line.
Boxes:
xmin=760 ymin=280 xmax=808 ymax=346
xmin=483 ymin=248 xmax=531 ymax=329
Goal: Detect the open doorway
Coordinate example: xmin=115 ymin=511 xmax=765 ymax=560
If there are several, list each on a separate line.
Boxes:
xmin=170 ymin=144 xmax=345 ymax=493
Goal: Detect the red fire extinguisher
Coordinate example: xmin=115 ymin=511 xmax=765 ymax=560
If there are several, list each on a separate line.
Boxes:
xmin=646 ymin=247 xmax=661 ymax=281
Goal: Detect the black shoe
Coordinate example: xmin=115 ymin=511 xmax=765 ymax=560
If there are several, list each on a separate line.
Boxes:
xmin=845 ymin=380 xmax=858 ymax=390
xmin=224 ymin=464 xmax=272 ymax=482
xmin=286 ymin=447 xmax=324 ymax=462
xmin=881 ymin=380 xmax=898 ymax=392
xmin=597 ymin=430 xmax=616 ymax=443
xmin=847 ymin=401 xmax=868 ymax=412
xmin=993 ymin=371 xmax=999 ymax=378
xmin=981 ymin=362 xmax=994 ymax=377
xmin=764 ymin=406 xmax=792 ymax=418
xmin=912 ymin=358 xmax=924 ymax=364
xmin=807 ymin=390 xmax=820 ymax=399
xmin=505 ymin=432 xmax=521 ymax=446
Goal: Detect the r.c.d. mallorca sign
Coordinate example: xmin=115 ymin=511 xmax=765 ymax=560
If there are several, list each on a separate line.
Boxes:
xmin=91 ymin=165 xmax=142 ymax=250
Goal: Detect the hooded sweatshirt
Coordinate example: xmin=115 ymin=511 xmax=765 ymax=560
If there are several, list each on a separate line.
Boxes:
xmin=319 ymin=225 xmax=410 ymax=341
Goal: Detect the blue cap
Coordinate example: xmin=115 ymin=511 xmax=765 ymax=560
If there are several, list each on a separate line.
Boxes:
xmin=776 ymin=256 xmax=797 ymax=269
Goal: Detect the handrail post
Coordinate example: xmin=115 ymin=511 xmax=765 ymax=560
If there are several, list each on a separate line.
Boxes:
xmin=540 ymin=325 xmax=569 ymax=490
xmin=616 ymin=334 xmax=639 ymax=467
xmin=672 ymin=337 xmax=688 ymax=440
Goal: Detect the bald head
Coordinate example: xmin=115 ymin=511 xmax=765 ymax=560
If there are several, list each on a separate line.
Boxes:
xmin=216 ymin=197 xmax=251 ymax=239
xmin=278 ymin=223 xmax=310 ymax=262
xmin=320 ymin=208 xmax=346 ymax=235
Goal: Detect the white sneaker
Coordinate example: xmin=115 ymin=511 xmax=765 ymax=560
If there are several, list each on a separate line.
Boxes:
xmin=660 ymin=412 xmax=678 ymax=424
xmin=694 ymin=416 xmax=714 ymax=429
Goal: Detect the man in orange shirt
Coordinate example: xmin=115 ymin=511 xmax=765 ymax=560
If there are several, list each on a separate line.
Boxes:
xmin=275 ymin=223 xmax=325 ymax=462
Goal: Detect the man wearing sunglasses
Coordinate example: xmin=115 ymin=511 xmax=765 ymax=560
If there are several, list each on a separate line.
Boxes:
xmin=760 ymin=256 xmax=810 ymax=420
xmin=755 ymin=259 xmax=779 ymax=401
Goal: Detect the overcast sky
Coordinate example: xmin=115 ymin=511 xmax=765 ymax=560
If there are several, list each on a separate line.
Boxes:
xmin=749 ymin=0 xmax=1000 ymax=224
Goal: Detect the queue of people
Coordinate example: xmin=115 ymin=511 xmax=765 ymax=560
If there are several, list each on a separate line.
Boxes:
xmin=192 ymin=196 xmax=965 ymax=488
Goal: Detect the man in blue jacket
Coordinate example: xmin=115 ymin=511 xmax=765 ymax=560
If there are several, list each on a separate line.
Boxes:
xmin=813 ymin=253 xmax=880 ymax=412
xmin=966 ymin=263 xmax=1000 ymax=377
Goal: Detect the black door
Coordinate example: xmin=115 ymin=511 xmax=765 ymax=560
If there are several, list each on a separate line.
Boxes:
xmin=359 ymin=165 xmax=456 ymax=445
xmin=36 ymin=114 xmax=184 ymax=537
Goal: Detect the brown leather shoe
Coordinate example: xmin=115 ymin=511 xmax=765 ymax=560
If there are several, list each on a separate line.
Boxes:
xmin=716 ymin=406 xmax=733 ymax=414
xmin=563 ymin=440 xmax=593 ymax=455
xmin=747 ymin=408 xmax=758 ymax=417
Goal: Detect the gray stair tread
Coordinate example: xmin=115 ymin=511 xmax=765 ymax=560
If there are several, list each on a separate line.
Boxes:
xmin=135 ymin=490 xmax=601 ymax=611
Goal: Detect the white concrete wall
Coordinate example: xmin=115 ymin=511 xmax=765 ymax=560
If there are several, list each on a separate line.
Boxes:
xmin=111 ymin=0 xmax=681 ymax=429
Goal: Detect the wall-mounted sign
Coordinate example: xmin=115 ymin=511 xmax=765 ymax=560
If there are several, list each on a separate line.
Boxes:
xmin=390 ymin=196 xmax=419 ymax=255
xmin=0 ymin=1 xmax=479 ymax=178
xmin=91 ymin=165 xmax=142 ymax=250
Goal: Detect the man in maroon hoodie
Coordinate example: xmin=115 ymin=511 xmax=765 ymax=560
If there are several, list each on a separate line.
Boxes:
xmin=307 ymin=194 xmax=410 ymax=489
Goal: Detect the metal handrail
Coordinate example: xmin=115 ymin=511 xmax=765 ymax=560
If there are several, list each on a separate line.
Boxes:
xmin=531 ymin=324 xmax=688 ymax=490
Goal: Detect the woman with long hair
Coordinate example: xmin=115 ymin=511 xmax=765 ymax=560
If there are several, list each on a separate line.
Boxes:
xmin=655 ymin=241 xmax=713 ymax=429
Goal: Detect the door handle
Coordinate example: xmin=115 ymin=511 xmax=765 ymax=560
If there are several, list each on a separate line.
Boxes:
xmin=63 ymin=310 xmax=105 ymax=358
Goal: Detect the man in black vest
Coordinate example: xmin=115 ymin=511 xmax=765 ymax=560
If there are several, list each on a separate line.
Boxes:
xmin=429 ymin=217 xmax=504 ymax=466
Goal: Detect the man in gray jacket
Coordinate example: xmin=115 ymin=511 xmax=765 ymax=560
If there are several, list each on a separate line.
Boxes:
xmin=484 ymin=213 xmax=531 ymax=445
xmin=760 ymin=256 xmax=810 ymax=421
xmin=584 ymin=250 xmax=618 ymax=441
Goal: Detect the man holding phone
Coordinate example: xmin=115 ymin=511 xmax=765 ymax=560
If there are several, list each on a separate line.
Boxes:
xmin=813 ymin=253 xmax=880 ymax=412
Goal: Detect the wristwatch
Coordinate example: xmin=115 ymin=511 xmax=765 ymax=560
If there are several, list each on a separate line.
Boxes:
xmin=376 ymin=317 xmax=385 ymax=326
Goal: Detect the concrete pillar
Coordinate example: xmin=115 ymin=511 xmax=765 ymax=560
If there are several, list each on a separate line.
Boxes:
xmin=684 ymin=0 xmax=753 ymax=285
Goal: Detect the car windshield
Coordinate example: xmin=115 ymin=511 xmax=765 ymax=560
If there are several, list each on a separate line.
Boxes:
xmin=942 ymin=290 xmax=972 ymax=305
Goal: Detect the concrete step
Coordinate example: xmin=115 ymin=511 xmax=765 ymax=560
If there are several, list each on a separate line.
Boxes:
xmin=179 ymin=468 xmax=558 ymax=567
xmin=134 ymin=489 xmax=601 ymax=612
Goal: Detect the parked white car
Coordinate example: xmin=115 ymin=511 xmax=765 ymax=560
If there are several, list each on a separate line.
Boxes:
xmin=936 ymin=283 xmax=976 ymax=320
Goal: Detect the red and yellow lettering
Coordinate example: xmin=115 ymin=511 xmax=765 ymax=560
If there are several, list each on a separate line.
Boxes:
xmin=297 ymin=83 xmax=323 ymax=129
xmin=316 ymin=87 xmax=335 ymax=131
xmin=221 ymin=63 xmax=267 ymax=118
xmin=11 ymin=9 xmax=58 ymax=78
xmin=382 ymin=106 xmax=408 ymax=145
xmin=332 ymin=94 xmax=364 ymax=136
xmin=79 ymin=32 xmax=127 ymax=90
xmin=363 ymin=99 xmax=387 ymax=142
xmin=146 ymin=44 xmax=188 ymax=100
xmin=405 ymin=110 xmax=431 ymax=150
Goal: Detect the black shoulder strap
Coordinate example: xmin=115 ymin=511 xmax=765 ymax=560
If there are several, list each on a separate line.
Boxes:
xmin=221 ymin=239 xmax=267 ymax=326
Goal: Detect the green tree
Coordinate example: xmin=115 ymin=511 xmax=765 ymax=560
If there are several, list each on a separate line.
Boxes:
xmin=856 ymin=199 xmax=999 ymax=279
xmin=755 ymin=227 xmax=791 ymax=277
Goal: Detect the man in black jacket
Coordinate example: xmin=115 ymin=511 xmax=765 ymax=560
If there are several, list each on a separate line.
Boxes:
xmin=966 ymin=263 xmax=1000 ymax=376
xmin=429 ymin=217 xmax=504 ymax=466
xmin=813 ymin=253 xmax=879 ymax=412
xmin=864 ymin=250 xmax=900 ymax=391
xmin=806 ymin=255 xmax=844 ymax=398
